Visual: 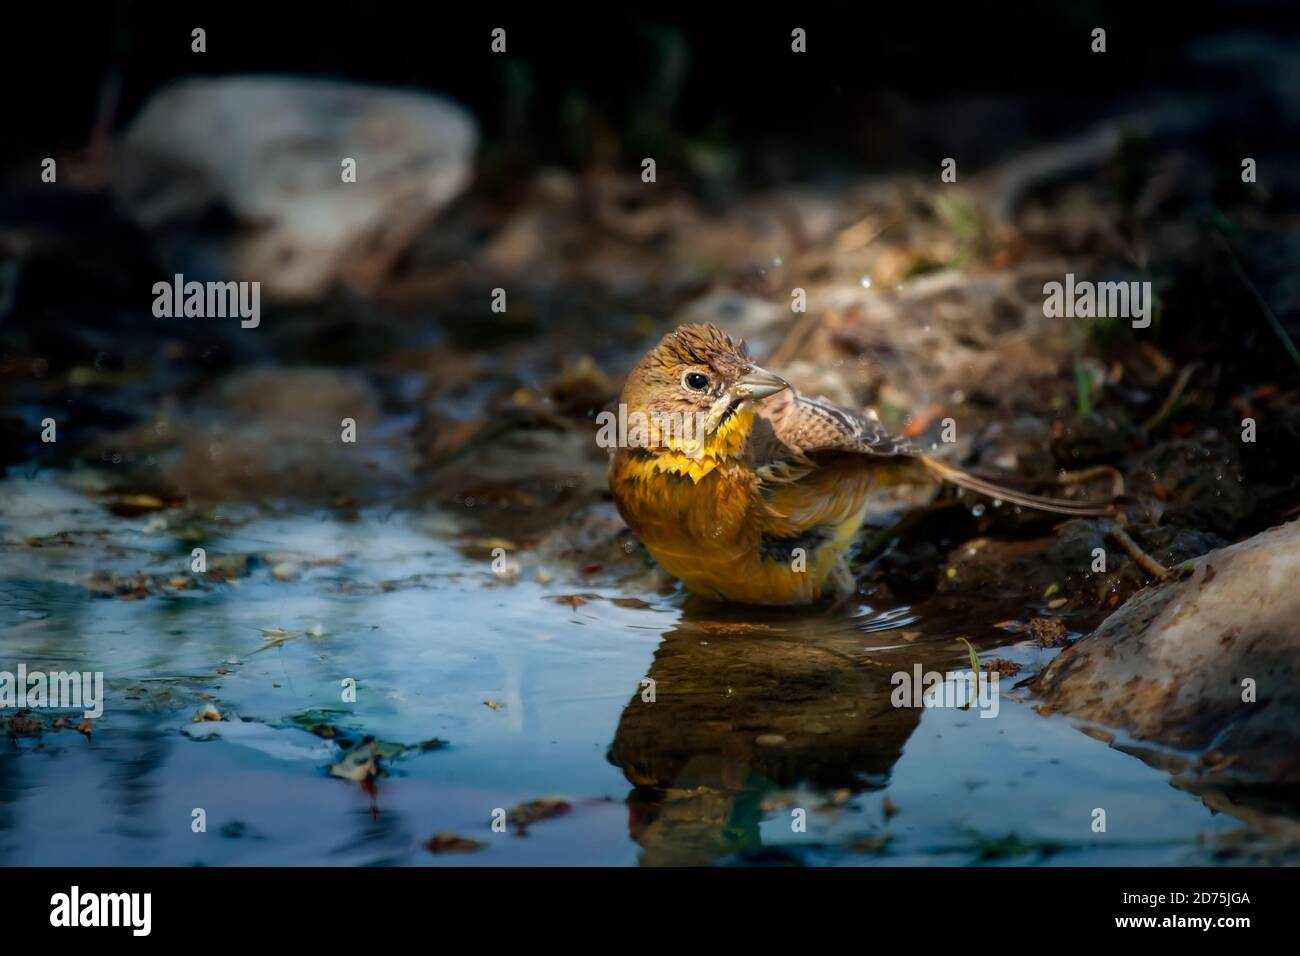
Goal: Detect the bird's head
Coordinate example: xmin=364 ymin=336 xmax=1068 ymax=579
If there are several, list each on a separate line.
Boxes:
xmin=617 ymin=323 xmax=789 ymax=458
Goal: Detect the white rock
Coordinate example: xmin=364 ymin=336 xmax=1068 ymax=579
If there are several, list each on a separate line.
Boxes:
xmin=112 ymin=76 xmax=477 ymax=301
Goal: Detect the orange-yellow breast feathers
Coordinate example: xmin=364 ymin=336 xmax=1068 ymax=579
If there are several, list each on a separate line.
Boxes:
xmin=610 ymin=406 xmax=870 ymax=605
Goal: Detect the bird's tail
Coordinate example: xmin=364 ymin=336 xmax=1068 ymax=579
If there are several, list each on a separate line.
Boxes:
xmin=919 ymin=454 xmax=1116 ymax=517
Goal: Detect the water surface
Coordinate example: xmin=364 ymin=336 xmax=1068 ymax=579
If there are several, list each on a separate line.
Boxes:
xmin=0 ymin=471 xmax=1268 ymax=865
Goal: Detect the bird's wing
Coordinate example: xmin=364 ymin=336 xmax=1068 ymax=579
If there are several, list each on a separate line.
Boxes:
xmin=751 ymin=387 xmax=1116 ymax=518
xmin=749 ymin=388 xmax=918 ymax=465
xmin=745 ymin=389 xmax=922 ymax=537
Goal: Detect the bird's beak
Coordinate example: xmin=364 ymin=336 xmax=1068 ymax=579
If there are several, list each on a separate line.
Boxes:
xmin=732 ymin=365 xmax=789 ymax=401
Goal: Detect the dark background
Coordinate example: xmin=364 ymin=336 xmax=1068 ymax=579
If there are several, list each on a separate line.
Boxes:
xmin=5 ymin=1 xmax=1298 ymax=180
xmin=3 ymin=1 xmax=1298 ymax=475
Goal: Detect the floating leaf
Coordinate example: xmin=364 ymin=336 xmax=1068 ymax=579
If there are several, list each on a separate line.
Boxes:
xmin=329 ymin=737 xmax=378 ymax=781
xmin=257 ymin=626 xmax=299 ymax=639
xmin=106 ymin=493 xmax=172 ymax=517
xmin=425 ymin=833 xmax=484 ymax=854
xmin=508 ymin=797 xmax=572 ymax=834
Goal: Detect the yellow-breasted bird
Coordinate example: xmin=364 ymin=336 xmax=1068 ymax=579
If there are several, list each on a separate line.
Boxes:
xmin=608 ymin=323 xmax=1115 ymax=605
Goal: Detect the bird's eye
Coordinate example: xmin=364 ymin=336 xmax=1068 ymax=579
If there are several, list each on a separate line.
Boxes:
xmin=683 ymin=371 xmax=710 ymax=391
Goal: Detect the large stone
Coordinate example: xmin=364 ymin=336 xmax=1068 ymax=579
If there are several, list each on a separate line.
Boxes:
xmin=1035 ymin=518 xmax=1300 ymax=785
xmin=112 ymin=76 xmax=476 ymax=301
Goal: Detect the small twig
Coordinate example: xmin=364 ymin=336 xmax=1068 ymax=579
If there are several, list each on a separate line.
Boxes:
xmin=1108 ymin=524 xmax=1168 ymax=580
xmin=1056 ymin=464 xmax=1126 ymax=499
xmin=1141 ymin=361 xmax=1199 ymax=433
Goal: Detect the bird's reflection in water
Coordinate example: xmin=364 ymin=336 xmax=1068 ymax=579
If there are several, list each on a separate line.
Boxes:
xmin=607 ymin=596 xmax=965 ymax=865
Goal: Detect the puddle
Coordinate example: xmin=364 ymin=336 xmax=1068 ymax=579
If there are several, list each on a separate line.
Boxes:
xmin=0 ymin=470 xmax=1274 ymax=865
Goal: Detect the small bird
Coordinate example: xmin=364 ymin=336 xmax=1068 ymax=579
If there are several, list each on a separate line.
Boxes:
xmin=608 ymin=323 xmax=1114 ymax=605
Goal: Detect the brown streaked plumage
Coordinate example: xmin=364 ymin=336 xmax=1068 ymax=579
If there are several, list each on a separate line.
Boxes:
xmin=608 ymin=323 xmax=1114 ymax=605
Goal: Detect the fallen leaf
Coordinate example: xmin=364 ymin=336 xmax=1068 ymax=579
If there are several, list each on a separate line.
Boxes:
xmin=508 ymin=797 xmax=572 ymax=833
xmin=1029 ymin=617 xmax=1069 ymax=647
xmin=106 ymin=493 xmax=170 ymax=517
xmin=900 ymin=403 xmax=944 ymax=438
xmin=330 ymin=737 xmax=378 ymax=781
xmin=257 ymin=626 xmax=298 ymax=639
xmin=425 ymin=833 xmax=484 ymax=854
xmin=985 ymin=658 xmax=1023 ymax=677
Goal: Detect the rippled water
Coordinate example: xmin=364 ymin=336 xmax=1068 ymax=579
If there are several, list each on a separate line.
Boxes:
xmin=0 ymin=471 xmax=1265 ymax=865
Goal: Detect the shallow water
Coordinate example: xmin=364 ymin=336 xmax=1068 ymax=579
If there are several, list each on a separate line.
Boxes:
xmin=0 ymin=470 xmax=1270 ymax=865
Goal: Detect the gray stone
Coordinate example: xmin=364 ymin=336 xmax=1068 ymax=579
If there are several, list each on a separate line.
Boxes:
xmin=1036 ymin=518 xmax=1300 ymax=784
